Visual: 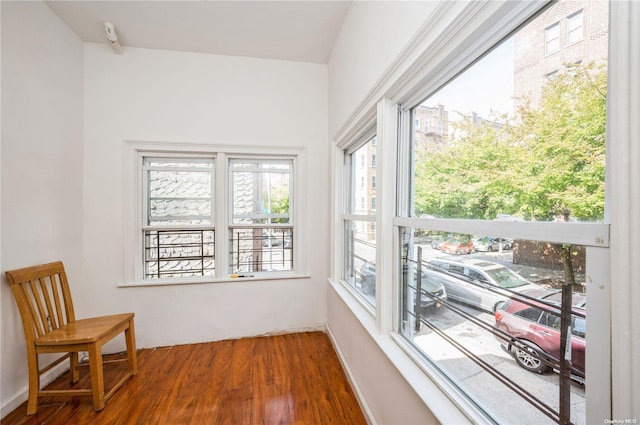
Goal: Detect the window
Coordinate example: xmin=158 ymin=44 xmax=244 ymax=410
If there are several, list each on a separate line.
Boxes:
xmin=143 ymin=158 xmax=214 ymax=279
xmin=125 ymin=143 xmax=304 ymax=284
xmin=343 ymin=134 xmax=377 ymax=308
xmin=229 ymin=159 xmax=293 ymax=273
xmin=567 ymin=10 xmax=584 ymax=44
xmin=371 ymin=154 xmax=377 ymax=167
xmin=371 ymin=176 xmax=376 ymax=190
xmin=545 ymin=22 xmax=560 ymax=54
xmin=396 ymin=1 xmax=608 ymax=423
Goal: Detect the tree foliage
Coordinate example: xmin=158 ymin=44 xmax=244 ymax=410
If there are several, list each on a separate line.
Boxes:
xmin=414 ymin=62 xmax=606 ymax=221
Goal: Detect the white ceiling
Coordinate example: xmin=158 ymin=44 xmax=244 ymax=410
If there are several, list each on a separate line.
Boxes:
xmin=45 ymin=1 xmax=352 ymax=64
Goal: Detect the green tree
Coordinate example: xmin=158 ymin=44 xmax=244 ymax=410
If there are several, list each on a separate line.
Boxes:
xmin=414 ymin=61 xmax=606 ymax=221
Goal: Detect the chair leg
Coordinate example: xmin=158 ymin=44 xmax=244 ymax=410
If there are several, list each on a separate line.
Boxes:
xmin=26 ymin=350 xmax=39 ymax=415
xmin=70 ymin=351 xmax=80 ymax=383
xmin=125 ymin=318 xmax=138 ymax=375
xmin=87 ymin=343 xmax=106 ymax=411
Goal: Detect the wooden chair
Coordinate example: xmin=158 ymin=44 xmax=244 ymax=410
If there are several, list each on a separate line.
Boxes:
xmin=5 ymin=261 xmax=137 ymax=415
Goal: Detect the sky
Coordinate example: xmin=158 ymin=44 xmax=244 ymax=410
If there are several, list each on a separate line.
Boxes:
xmin=424 ymin=36 xmax=516 ymax=121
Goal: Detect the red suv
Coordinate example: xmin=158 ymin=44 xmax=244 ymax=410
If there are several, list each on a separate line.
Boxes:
xmin=494 ymin=289 xmax=586 ymax=379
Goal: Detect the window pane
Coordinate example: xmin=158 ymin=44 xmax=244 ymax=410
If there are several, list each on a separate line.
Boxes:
xmin=545 ymin=23 xmax=560 ymax=53
xmin=146 ymin=159 xmax=213 ymax=226
xmin=229 ymin=227 xmax=292 ymax=273
xmin=344 ymin=220 xmax=376 ymax=306
xmin=145 ymin=229 xmax=215 ymax=278
xmin=344 ymin=135 xmax=377 ymax=307
xmin=231 ymin=160 xmax=291 ymax=225
xmin=568 ymin=11 xmax=584 ymax=44
xmin=400 ymin=226 xmax=587 ymax=424
xmin=349 ymin=138 xmax=377 ymax=214
xmin=412 ymin=2 xmax=607 ymax=223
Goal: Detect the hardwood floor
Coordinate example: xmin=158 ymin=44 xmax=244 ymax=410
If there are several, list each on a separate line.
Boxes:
xmin=1 ymin=332 xmax=368 ymax=425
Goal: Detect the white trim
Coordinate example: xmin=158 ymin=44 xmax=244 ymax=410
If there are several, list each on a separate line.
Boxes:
xmin=326 ymin=322 xmax=377 ymax=425
xmin=376 ymin=97 xmax=398 ymax=335
xmin=0 ymin=359 xmax=69 ymax=419
xmin=122 ymin=140 xmax=307 ymax=285
xmin=394 ymin=217 xmax=610 ymax=248
xmin=608 ymin=0 xmax=640 ymax=420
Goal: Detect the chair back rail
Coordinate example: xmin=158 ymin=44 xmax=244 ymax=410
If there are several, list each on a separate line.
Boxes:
xmin=7 ymin=261 xmax=76 ymax=341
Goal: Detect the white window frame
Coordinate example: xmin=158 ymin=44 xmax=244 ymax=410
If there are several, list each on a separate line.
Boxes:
xmin=341 ymin=128 xmax=378 ymax=312
xmin=228 ymin=158 xmax=294 ymax=274
xmin=142 ymin=155 xmax=215 ymax=279
xmin=545 ymin=22 xmax=560 ymax=54
xmin=567 ymin=10 xmax=584 ymax=45
xmin=123 ymin=141 xmax=307 ymax=286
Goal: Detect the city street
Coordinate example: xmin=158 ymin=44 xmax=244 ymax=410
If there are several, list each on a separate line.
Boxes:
xmin=414 ymin=301 xmax=585 ymax=424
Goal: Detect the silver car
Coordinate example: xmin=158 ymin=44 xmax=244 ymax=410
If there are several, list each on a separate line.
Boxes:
xmin=474 ymin=237 xmax=513 ymax=252
xmin=425 ymin=258 xmax=543 ymax=312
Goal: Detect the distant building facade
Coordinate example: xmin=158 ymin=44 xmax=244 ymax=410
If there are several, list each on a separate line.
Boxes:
xmin=514 ymin=0 xmax=608 ymax=109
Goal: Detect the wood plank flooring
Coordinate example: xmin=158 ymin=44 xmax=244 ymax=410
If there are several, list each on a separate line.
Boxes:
xmin=1 ymin=332 xmax=368 ymax=425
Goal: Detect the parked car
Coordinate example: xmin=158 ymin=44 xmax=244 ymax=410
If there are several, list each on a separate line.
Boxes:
xmin=358 ymin=262 xmax=448 ymax=312
xmin=494 ymin=289 xmax=586 ymax=379
xmin=356 ymin=261 xmax=377 ymax=295
xmin=431 ymin=239 xmax=447 ymax=250
xmin=262 ymin=230 xmax=283 ymax=247
xmin=425 ymin=258 xmax=543 ymax=312
xmin=440 ymin=240 xmax=475 ymax=255
xmin=474 ymin=237 xmax=513 ymax=252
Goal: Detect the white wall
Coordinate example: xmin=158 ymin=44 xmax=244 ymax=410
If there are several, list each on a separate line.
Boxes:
xmin=328 ymin=1 xmax=436 ymax=137
xmin=1 ymin=0 xmax=84 ymax=416
xmin=81 ymin=44 xmax=330 ymax=349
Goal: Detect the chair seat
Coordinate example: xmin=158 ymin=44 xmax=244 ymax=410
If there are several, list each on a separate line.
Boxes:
xmin=35 ymin=313 xmax=134 ymax=346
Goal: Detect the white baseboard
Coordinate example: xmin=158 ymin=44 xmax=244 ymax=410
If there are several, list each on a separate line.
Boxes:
xmin=0 ymin=359 xmax=70 ymax=419
xmin=326 ymin=321 xmax=377 ymax=425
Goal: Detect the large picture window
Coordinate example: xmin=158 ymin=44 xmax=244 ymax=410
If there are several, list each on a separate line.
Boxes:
xmin=397 ymin=1 xmax=608 ymax=423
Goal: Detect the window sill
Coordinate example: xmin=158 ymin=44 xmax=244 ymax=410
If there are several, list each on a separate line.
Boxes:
xmin=118 ymin=272 xmax=311 ymax=288
xmin=328 ymin=278 xmax=491 ymax=425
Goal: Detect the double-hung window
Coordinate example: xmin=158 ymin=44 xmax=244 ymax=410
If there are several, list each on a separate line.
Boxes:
xmin=395 ymin=1 xmax=608 ymax=423
xmin=343 ymin=134 xmax=377 ymax=308
xmin=143 ymin=157 xmax=215 ymax=279
xmin=229 ymin=159 xmax=293 ymax=273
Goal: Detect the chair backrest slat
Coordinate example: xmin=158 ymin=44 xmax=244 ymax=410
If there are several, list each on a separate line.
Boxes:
xmin=28 ymin=280 xmax=49 ymax=336
xmin=6 ymin=261 xmax=76 ymax=343
xmin=50 ymin=274 xmax=66 ymax=329
xmin=57 ymin=268 xmax=75 ymax=323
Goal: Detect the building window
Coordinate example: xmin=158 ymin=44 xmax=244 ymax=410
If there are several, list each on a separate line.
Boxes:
xmin=343 ymin=134 xmax=377 ymax=308
xmin=371 ymin=154 xmax=377 ymax=167
xmin=545 ymin=69 xmax=559 ymax=81
xmin=545 ymin=22 xmax=560 ymax=54
xmin=372 ymin=176 xmax=377 ymax=189
xmin=143 ymin=158 xmax=215 ymax=279
xmin=229 ymin=159 xmax=293 ymax=273
xmin=397 ymin=1 xmax=607 ymax=423
xmin=567 ymin=10 xmax=584 ymax=44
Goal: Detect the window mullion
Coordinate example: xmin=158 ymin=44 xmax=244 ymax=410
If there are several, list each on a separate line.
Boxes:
xmin=216 ymin=152 xmax=228 ymax=277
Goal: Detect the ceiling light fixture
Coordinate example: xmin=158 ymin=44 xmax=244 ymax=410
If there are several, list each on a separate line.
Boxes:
xmin=104 ymin=21 xmax=123 ymax=54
